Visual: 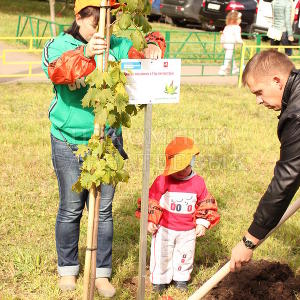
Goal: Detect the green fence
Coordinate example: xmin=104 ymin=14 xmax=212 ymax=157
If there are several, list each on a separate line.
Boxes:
xmin=15 ymin=15 xmax=300 ymax=77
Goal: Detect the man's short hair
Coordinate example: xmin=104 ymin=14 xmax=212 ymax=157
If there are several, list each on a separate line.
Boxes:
xmin=242 ymin=50 xmax=295 ymax=86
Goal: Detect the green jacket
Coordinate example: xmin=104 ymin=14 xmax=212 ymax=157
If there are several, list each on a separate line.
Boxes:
xmin=42 ymin=32 xmax=132 ymax=144
xmin=272 ymin=0 xmax=293 ymax=37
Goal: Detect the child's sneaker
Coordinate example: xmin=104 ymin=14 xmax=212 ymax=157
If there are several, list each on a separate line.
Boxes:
xmin=173 ymin=280 xmax=188 ymax=291
xmin=152 ymin=283 xmax=168 ymax=293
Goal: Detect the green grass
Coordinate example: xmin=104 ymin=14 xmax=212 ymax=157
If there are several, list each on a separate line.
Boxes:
xmin=0 ymin=82 xmax=300 ymax=299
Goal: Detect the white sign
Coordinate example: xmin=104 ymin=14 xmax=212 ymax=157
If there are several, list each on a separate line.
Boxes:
xmin=121 ymin=59 xmax=181 ymax=105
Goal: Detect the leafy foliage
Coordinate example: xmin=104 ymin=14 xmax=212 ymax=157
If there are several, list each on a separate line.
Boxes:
xmin=73 ymin=0 xmax=151 ymax=192
xmin=73 ymin=136 xmax=129 ymax=192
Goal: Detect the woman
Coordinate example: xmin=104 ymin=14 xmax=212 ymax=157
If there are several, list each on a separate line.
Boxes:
xmin=42 ymin=0 xmax=165 ymax=297
xmin=270 ymin=0 xmax=294 ymax=56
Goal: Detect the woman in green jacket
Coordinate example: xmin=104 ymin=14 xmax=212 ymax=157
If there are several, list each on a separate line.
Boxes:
xmin=42 ymin=0 xmax=165 ymax=296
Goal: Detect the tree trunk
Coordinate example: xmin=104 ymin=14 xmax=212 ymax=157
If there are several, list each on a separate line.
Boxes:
xmin=49 ymin=0 xmax=57 ymax=36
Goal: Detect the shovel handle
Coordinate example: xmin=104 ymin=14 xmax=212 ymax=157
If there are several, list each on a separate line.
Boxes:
xmin=188 ymin=197 xmax=300 ymax=300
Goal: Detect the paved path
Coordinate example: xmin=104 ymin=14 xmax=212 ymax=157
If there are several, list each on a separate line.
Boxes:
xmin=0 ymin=41 xmax=238 ymax=85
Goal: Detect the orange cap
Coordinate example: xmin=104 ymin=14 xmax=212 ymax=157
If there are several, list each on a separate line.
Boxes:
xmin=74 ymin=0 xmax=120 ymax=15
xmin=163 ymin=137 xmax=199 ymax=176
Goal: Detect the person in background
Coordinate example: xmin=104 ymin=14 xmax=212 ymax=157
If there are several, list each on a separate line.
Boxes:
xmin=270 ymin=0 xmax=294 ymax=56
xmin=42 ymin=0 xmax=166 ymax=297
xmin=218 ymin=11 xmax=243 ymax=76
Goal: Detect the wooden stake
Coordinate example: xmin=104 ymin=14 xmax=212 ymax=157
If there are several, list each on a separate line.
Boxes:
xmin=89 ymin=187 xmax=101 ymax=300
xmin=83 ymin=1 xmax=109 ymax=299
xmin=137 ymin=104 xmax=153 ymax=300
xmin=188 ymin=197 xmax=300 ymax=300
xmin=83 ymin=184 xmax=97 ymax=300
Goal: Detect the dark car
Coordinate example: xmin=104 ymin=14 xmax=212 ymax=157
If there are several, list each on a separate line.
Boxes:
xmin=159 ymin=0 xmax=203 ymax=25
xmin=199 ymin=0 xmax=257 ymax=32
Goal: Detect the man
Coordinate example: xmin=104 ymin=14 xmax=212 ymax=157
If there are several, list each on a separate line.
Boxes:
xmin=230 ymin=49 xmax=300 ymax=271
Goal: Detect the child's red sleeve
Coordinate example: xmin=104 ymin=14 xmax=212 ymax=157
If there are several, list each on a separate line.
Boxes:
xmin=128 ymin=32 xmax=166 ymax=59
xmin=135 ymin=175 xmax=165 ymax=225
xmin=194 ymin=189 xmax=220 ymax=229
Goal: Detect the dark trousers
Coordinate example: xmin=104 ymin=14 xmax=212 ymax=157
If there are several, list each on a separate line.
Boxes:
xmin=271 ymin=31 xmax=292 ymax=56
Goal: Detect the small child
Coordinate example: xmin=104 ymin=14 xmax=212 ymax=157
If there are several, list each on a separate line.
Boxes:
xmin=136 ymin=137 xmax=220 ymax=292
xmin=219 ymin=11 xmax=243 ymax=75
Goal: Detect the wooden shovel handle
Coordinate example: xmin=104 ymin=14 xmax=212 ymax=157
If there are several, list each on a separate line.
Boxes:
xmin=188 ymin=197 xmax=300 ymax=300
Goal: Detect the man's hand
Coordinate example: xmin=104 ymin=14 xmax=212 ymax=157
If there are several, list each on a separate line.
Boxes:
xmin=143 ymin=44 xmax=162 ymax=59
xmin=230 ymin=241 xmax=254 ymax=272
xmin=288 ymin=35 xmax=294 ymax=42
xmin=195 ymin=224 xmax=206 ymax=237
xmin=147 ymin=222 xmax=158 ymax=234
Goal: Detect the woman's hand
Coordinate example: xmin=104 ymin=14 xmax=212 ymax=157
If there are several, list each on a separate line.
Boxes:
xmin=195 ymin=224 xmax=206 ymax=237
xmin=85 ymin=33 xmax=107 ymax=58
xmin=147 ymin=222 xmax=158 ymax=234
xmin=143 ymin=43 xmax=162 ymax=59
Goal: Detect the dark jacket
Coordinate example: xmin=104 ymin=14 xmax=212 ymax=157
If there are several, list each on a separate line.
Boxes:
xmin=248 ymin=69 xmax=300 ymax=239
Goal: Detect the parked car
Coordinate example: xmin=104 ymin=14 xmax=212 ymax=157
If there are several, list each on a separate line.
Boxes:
xmin=159 ymin=0 xmax=203 ymax=25
xmin=199 ymin=0 xmax=257 ymax=32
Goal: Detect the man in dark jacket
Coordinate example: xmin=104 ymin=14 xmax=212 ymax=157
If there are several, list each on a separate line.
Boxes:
xmin=230 ymin=49 xmax=299 ymax=271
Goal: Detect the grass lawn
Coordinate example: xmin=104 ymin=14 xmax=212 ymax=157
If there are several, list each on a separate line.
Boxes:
xmin=0 ymin=82 xmax=300 ymax=299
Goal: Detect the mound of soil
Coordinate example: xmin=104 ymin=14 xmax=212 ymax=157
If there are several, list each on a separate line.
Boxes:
xmin=204 ymin=260 xmax=300 ymax=300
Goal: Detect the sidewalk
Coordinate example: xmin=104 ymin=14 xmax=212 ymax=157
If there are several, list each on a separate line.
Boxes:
xmin=0 ymin=41 xmax=238 ymax=85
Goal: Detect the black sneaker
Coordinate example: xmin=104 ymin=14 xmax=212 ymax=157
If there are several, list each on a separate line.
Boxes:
xmin=173 ymin=280 xmax=188 ymax=291
xmin=152 ymin=283 xmax=168 ymax=293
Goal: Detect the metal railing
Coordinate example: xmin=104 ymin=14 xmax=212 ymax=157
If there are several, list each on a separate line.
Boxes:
xmin=0 ymin=37 xmax=48 ymax=78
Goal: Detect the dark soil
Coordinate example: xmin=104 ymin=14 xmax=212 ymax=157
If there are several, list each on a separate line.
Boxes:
xmin=203 ymin=260 xmax=300 ymax=300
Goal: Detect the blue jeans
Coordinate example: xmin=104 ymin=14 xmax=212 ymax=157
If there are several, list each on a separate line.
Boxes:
xmin=51 ymin=134 xmax=115 ymax=278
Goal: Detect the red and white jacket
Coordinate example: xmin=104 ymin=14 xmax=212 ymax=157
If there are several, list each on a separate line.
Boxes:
xmin=136 ymin=172 xmax=220 ymax=231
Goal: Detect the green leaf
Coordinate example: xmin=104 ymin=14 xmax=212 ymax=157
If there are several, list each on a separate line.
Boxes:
xmin=92 ymin=142 xmax=104 ymax=158
xmin=119 ymin=13 xmax=132 ymax=30
xmin=127 ymin=0 xmax=139 ymax=12
xmin=102 ymin=170 xmax=111 ymax=184
xmin=94 ymin=108 xmax=107 ymax=125
xmin=120 ymin=71 xmax=127 ymax=84
xmin=80 ymin=171 xmax=94 ymax=190
xmin=72 ymin=179 xmax=83 ymax=193
xmin=76 ymin=144 xmax=89 ymax=158
xmin=142 ymin=18 xmax=152 ymax=33
xmin=107 ymin=111 xmax=117 ymax=126
xmin=130 ymin=30 xmax=145 ymax=51
xmin=125 ymin=105 xmax=138 ymax=116
xmin=82 ymin=87 xmax=97 ymax=107
xmin=103 ymin=72 xmax=114 ymax=87
xmin=109 ymin=67 xmax=120 ymax=86
xmin=121 ymin=111 xmax=131 ymax=128
xmin=116 ymin=169 xmax=130 ymax=182
xmin=82 ymin=155 xmax=98 ymax=172
xmin=105 ymin=154 xmax=118 ymax=171
xmin=115 ymin=94 xmax=127 ymax=114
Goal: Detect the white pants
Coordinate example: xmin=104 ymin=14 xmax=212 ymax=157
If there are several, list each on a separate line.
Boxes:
xmin=150 ymin=226 xmax=196 ymax=284
xmin=220 ymin=48 xmax=237 ymax=71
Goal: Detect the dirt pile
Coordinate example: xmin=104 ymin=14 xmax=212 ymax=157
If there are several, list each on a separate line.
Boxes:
xmin=204 ymin=260 xmax=300 ymax=300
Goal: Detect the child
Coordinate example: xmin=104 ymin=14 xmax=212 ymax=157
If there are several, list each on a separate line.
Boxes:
xmin=136 ymin=137 xmax=220 ymax=292
xmin=219 ymin=11 xmax=243 ymax=75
